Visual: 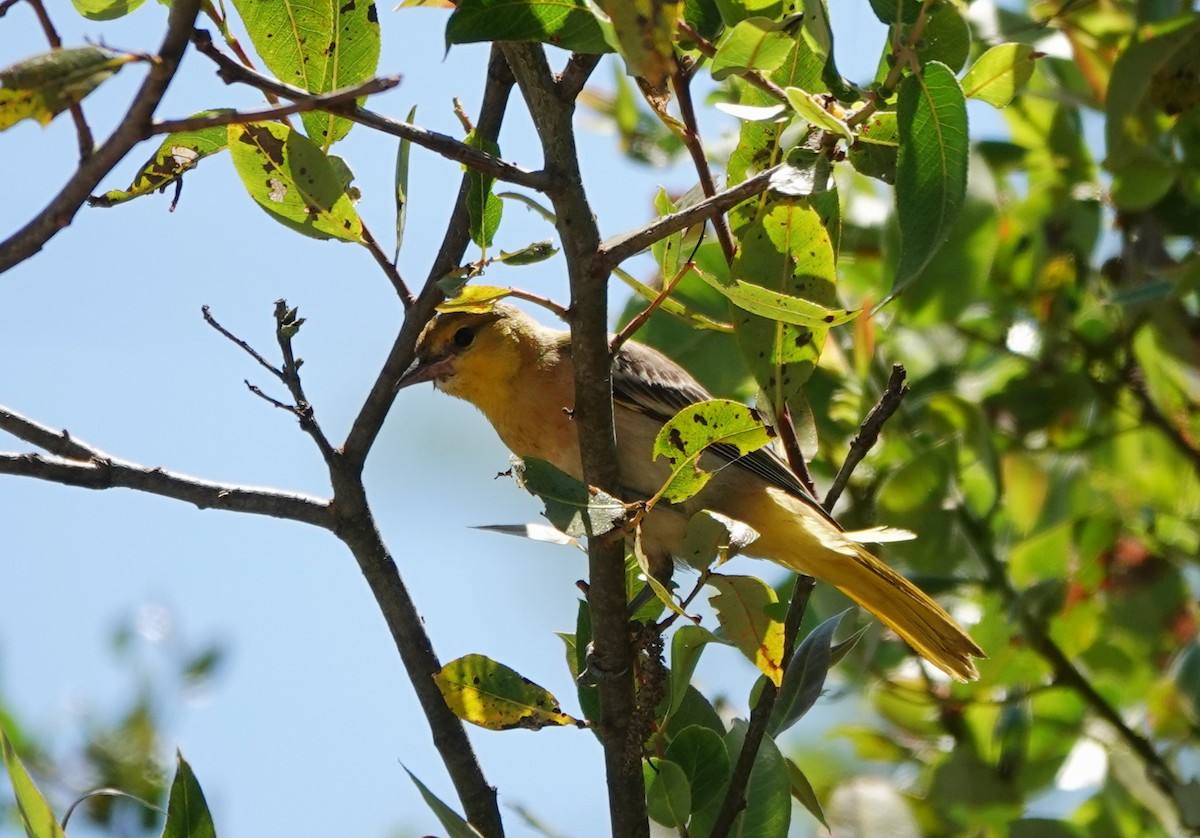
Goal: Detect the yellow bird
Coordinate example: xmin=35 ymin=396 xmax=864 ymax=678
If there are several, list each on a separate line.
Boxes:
xmin=399 ymin=304 xmax=983 ymax=681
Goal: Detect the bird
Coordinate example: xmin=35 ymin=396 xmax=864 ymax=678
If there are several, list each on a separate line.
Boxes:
xmin=398 ymin=303 xmax=984 ymax=681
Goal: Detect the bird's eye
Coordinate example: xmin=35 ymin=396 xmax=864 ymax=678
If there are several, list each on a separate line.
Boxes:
xmin=452 ymin=326 xmax=475 ymax=348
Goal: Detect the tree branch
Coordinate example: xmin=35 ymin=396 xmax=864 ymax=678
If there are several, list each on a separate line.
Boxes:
xmin=0 ymin=0 xmax=202 ymax=275
xmin=191 ymin=29 xmax=550 ymax=193
xmin=0 ymin=407 xmax=332 ymax=528
xmin=672 ymin=60 xmax=736 ymax=263
xmin=342 ymin=45 xmax=515 ymax=468
xmin=824 ymin=364 xmax=908 ymax=510
xmin=501 ymin=41 xmax=649 ymax=838
xmin=24 ymin=0 xmax=95 ymax=162
xmin=597 ymin=165 xmax=781 ymax=270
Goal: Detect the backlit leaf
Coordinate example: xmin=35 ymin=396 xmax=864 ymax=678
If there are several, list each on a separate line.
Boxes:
xmin=1 ymin=728 xmax=66 ymax=838
xmin=651 ymin=399 xmax=776 ymax=504
xmin=962 ymin=43 xmax=1037 ymax=108
xmin=707 ymin=573 xmax=785 ymax=686
xmin=434 ymin=654 xmax=585 ymax=730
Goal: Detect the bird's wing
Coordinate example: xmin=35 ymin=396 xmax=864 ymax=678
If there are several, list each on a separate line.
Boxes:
xmin=612 ymin=341 xmax=835 ymax=523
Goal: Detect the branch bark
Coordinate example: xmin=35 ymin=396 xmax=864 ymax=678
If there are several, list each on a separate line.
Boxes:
xmin=0 ymin=0 xmax=202 ymax=275
xmin=501 ymin=42 xmax=649 ymax=838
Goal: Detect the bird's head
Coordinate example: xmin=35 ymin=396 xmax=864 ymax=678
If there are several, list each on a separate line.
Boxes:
xmin=397 ymin=304 xmax=542 ymax=404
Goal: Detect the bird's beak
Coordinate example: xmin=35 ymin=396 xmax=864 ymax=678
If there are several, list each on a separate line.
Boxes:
xmin=397 ymin=353 xmax=456 ymax=390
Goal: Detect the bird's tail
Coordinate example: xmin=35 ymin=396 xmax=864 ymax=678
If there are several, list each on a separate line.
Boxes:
xmin=816 ymin=543 xmax=984 ymax=681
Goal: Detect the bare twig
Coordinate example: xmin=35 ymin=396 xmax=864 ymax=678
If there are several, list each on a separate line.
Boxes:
xmin=25 ymin=0 xmax=95 ymax=161
xmin=672 ymin=60 xmax=736 ymax=263
xmin=506 ymin=288 xmax=570 ymax=320
xmin=202 ymin=305 xmax=286 ymax=381
xmin=824 ymin=364 xmax=908 ymax=509
xmin=502 ymin=41 xmax=648 ymax=838
xmin=151 ymin=76 xmax=400 ymax=135
xmin=244 ymin=381 xmax=294 ymax=411
xmin=0 ymin=0 xmax=203 ymax=274
xmin=191 ymin=29 xmax=550 ymax=193
xmin=598 ymin=165 xmax=781 ymax=269
xmin=360 ymin=222 xmax=414 ymax=304
xmin=0 ymin=409 xmax=332 ymax=528
xmin=610 ymin=260 xmax=692 ymax=353
xmin=269 ymin=301 xmax=338 ymax=464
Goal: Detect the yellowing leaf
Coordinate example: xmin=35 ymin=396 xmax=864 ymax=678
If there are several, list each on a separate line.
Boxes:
xmin=596 ymin=0 xmax=682 ymax=89
xmin=707 ymin=573 xmax=785 ymax=686
xmin=0 ymin=46 xmax=135 ymax=131
xmin=434 ymin=654 xmax=585 ymax=730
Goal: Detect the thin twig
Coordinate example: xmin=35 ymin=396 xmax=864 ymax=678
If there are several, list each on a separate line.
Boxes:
xmin=610 ymin=260 xmax=692 ymax=353
xmin=0 ymin=0 xmax=203 ymax=274
xmin=201 ymin=305 xmax=286 ymax=381
xmin=0 ymin=408 xmax=332 ymax=528
xmin=191 ymin=29 xmax=550 ymax=193
xmin=361 ymin=221 xmax=414 ymax=305
xmin=845 ymin=2 xmax=935 ymax=129
xmin=243 ymin=381 xmax=293 ymax=411
xmin=824 ymin=364 xmax=908 ymax=509
xmin=152 ymin=77 xmax=400 ymax=135
xmin=672 ymin=60 xmax=736 ymax=263
xmin=598 ymin=165 xmax=781 ymax=269
xmin=506 ymin=288 xmax=570 ymax=320
xmin=270 ymin=301 xmax=338 ymax=465
xmin=25 ymin=0 xmax=95 ymax=161
xmin=676 ymin=20 xmax=788 ymax=104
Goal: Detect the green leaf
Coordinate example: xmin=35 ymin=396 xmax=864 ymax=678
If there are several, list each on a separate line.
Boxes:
xmin=436 ymin=284 xmax=513 ymax=313
xmin=727 ymin=197 xmax=839 ymax=406
xmin=893 ymin=61 xmax=968 ymax=294
xmin=1 ymin=727 xmax=67 ymax=838
xmin=162 ymin=752 xmax=217 ymax=838
xmin=643 ymin=758 xmax=691 ymax=827
xmin=89 ymin=112 xmax=234 ymax=207
xmin=694 ymin=266 xmax=857 ymax=328
xmin=433 ymin=654 xmax=585 ymax=730
xmin=710 ymin=18 xmax=793 ymax=82
xmin=572 ymin=601 xmax=602 ymax=723
xmin=465 ymin=129 xmax=503 ymax=249
xmin=394 ymin=105 xmax=417 ymax=263
xmin=867 ymin=0 xmax=919 ymax=24
xmin=71 ymin=0 xmax=146 ymax=20
xmin=651 ymin=399 xmax=776 ymax=504
xmin=768 ymin=609 xmax=848 ymax=735
xmin=962 ymin=43 xmax=1037 ymax=108
xmin=403 ymin=766 xmax=485 ymax=838
xmin=909 ymin=0 xmax=970 ymax=74
xmin=446 ymin=0 xmax=613 ymax=54
xmin=227 ymin=122 xmax=365 ymax=242
xmin=669 ymin=624 xmax=724 ymax=718
xmin=231 ymin=0 xmax=381 ymax=146
xmin=664 ymin=725 xmax=731 ymax=813
xmin=0 ymin=46 xmax=135 ymax=130
xmin=512 ymin=456 xmax=626 ymax=538
xmin=692 ymin=721 xmax=790 ymax=837
xmin=848 ymin=109 xmax=899 ymax=183
xmin=707 ymin=573 xmax=785 ymax=686
xmin=785 ymin=758 xmax=828 ymax=829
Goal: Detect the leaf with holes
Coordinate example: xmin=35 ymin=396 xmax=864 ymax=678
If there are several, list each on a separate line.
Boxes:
xmin=651 ymin=399 xmax=776 ymax=504
xmin=227 ymin=122 xmax=365 ymax=242
xmin=90 ymin=112 xmax=234 ymax=207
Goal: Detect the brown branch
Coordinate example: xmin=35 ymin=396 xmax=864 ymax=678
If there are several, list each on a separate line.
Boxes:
xmin=360 ymin=221 xmax=414 ymax=305
xmin=25 ymin=0 xmax=95 ymax=161
xmin=0 ymin=408 xmax=332 ymax=528
xmin=342 ymin=45 xmax=515 ymax=469
xmin=557 ymin=53 xmax=603 ymax=103
xmin=202 ymin=305 xmax=286 ymax=381
xmin=676 ymin=21 xmax=788 ymax=104
xmin=824 ymin=364 xmax=908 ymax=510
xmin=597 ymin=165 xmax=781 ymax=270
xmin=672 ymin=60 xmax=736 ymax=263
xmin=501 ymin=41 xmax=648 ymax=838
xmin=151 ymin=76 xmax=401 ymax=135
xmin=610 ymin=260 xmax=691 ymax=353
xmin=191 ymin=29 xmax=550 ymax=193
xmin=0 ymin=0 xmax=202 ymax=275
